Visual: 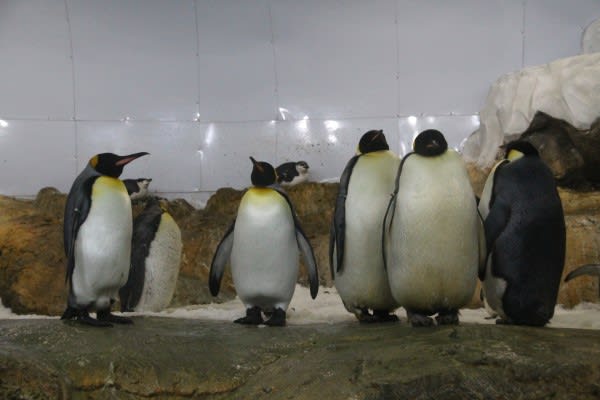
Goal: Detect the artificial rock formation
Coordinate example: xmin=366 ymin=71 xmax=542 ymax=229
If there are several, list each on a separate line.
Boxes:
xmin=0 ymin=175 xmax=599 ymax=315
xmin=463 ymin=52 xmax=600 ymax=168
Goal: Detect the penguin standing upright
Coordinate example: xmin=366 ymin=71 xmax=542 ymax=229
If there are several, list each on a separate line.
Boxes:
xmin=330 ymin=130 xmax=400 ymax=322
xmin=276 ymin=161 xmax=310 ymax=186
xmin=61 ymin=152 xmax=149 ymax=327
xmin=209 ymin=157 xmax=319 ymax=326
xmin=119 ymin=197 xmax=182 ymax=312
xmin=479 ymin=140 xmax=565 ymax=326
xmin=383 ymin=129 xmax=482 ymax=327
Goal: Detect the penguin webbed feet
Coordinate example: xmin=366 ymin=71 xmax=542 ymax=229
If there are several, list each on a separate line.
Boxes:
xmin=234 ymin=306 xmax=264 ymax=325
xmin=97 ymin=309 xmax=134 ymax=325
xmin=356 ymin=309 xmax=399 ymax=324
xmin=234 ymin=306 xmax=287 ymax=327
xmin=406 ymin=310 xmax=435 ymax=327
xmin=435 ymin=310 xmax=460 ymax=326
xmin=61 ymin=307 xmax=113 ymax=328
xmin=264 ymin=308 xmax=286 ymax=327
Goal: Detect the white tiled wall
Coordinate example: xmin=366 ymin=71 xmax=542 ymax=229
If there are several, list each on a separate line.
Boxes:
xmin=0 ymin=0 xmax=598 ymax=206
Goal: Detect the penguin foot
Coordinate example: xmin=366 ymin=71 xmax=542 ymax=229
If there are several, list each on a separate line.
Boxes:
xmin=61 ymin=308 xmax=112 ymax=327
xmin=234 ymin=306 xmax=264 ymax=325
xmin=436 ymin=311 xmax=459 ymax=326
xmin=97 ymin=310 xmax=133 ymax=325
xmin=495 ymin=318 xmax=514 ymax=325
xmin=359 ymin=310 xmax=399 ymax=324
xmin=264 ymin=308 xmax=286 ymax=327
xmin=407 ymin=311 xmax=434 ymax=327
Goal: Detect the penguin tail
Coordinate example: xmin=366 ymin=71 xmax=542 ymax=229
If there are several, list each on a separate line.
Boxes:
xmin=564 ymin=264 xmax=600 ymax=282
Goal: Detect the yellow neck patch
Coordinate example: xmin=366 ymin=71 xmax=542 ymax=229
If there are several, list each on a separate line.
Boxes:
xmin=507 ymin=149 xmax=524 ymax=161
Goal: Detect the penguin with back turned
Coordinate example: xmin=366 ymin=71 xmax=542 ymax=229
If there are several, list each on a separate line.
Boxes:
xmin=61 ymin=151 xmax=149 ymax=327
xmin=119 ymin=197 xmax=182 ymax=312
xmin=209 ymin=157 xmax=319 ymax=326
xmin=383 ymin=129 xmax=483 ymax=327
xmin=479 ymin=140 xmax=565 ymax=326
xmin=330 ymin=130 xmax=400 ymax=323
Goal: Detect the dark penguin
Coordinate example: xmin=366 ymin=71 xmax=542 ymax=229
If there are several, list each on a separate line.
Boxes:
xmin=61 ymin=152 xmax=149 ymax=327
xmin=119 ymin=197 xmax=182 ymax=312
xmin=209 ymin=157 xmax=319 ymax=326
xmin=330 ymin=130 xmax=400 ymax=323
xmin=276 ymin=161 xmax=309 ymax=186
xmin=123 ymin=178 xmax=152 ymax=200
xmin=383 ymin=129 xmax=483 ymax=327
xmin=479 ymin=140 xmax=566 ymax=326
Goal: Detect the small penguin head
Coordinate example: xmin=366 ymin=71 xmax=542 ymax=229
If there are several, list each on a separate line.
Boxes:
xmin=413 ymin=129 xmax=448 ymax=157
xmin=296 ymin=161 xmax=309 ymax=173
xmin=504 ymin=140 xmax=538 ymax=161
xmin=137 ymin=178 xmax=152 ymax=190
xmin=250 ymin=156 xmax=277 ymax=187
xmin=358 ymin=130 xmax=389 ymax=154
xmin=89 ymin=152 xmax=149 ymax=178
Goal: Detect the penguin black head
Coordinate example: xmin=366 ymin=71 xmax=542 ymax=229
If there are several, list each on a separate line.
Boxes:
xmin=296 ymin=161 xmax=309 ymax=172
xmin=413 ymin=129 xmax=448 ymax=157
xmin=358 ymin=130 xmax=389 ymax=154
xmin=250 ymin=156 xmax=277 ymax=187
xmin=504 ymin=140 xmax=539 ymax=161
xmin=89 ymin=152 xmax=150 ymax=178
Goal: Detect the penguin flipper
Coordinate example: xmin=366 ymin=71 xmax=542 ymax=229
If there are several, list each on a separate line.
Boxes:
xmin=381 ymin=153 xmax=413 ymax=271
xmin=209 ymin=220 xmax=236 ymax=296
xmin=330 ymin=155 xmax=360 ymax=274
xmin=120 ymin=201 xmax=163 ymax=311
xmin=483 ymin=197 xmax=511 ymax=258
xmin=296 ymin=227 xmax=319 ymax=299
xmin=564 ymin=264 xmax=600 ymax=282
xmin=64 ymin=176 xmax=98 ymax=284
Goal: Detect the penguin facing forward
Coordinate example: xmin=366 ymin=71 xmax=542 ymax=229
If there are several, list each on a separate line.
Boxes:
xmin=276 ymin=161 xmax=309 ymax=186
xmin=209 ymin=157 xmax=319 ymax=326
xmin=383 ymin=129 xmax=482 ymax=327
xmin=123 ymin=178 xmax=152 ymax=200
xmin=119 ymin=197 xmax=182 ymax=312
xmin=479 ymin=140 xmax=566 ymax=326
xmin=330 ymin=130 xmax=400 ymax=323
xmin=61 ymin=152 xmax=149 ymax=327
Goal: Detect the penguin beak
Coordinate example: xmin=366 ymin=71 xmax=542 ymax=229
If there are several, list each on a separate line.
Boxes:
xmin=370 ymin=130 xmax=382 ymax=142
xmin=249 ymin=156 xmax=264 ymax=172
xmin=116 ymin=152 xmax=150 ymax=167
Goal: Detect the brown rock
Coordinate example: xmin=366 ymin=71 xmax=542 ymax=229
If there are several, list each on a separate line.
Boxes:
xmin=1 ymin=175 xmax=598 ymax=315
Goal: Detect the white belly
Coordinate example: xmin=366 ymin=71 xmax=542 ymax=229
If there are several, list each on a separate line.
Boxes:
xmin=387 ymin=151 xmax=478 ymax=312
xmin=335 ymin=151 xmax=399 ymax=312
xmin=231 ymin=189 xmax=298 ymax=311
xmin=72 ymin=177 xmax=132 ymax=310
xmin=135 ymin=213 xmax=182 ymax=312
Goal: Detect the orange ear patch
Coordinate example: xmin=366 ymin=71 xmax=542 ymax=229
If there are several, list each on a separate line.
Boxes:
xmin=89 ymin=155 xmax=99 ymax=168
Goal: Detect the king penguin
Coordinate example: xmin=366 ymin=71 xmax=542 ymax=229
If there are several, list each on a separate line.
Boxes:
xmin=119 ymin=197 xmax=182 ymax=312
xmin=61 ymin=152 xmax=149 ymax=327
xmin=478 ymin=140 xmax=565 ymax=326
xmin=383 ymin=129 xmax=483 ymax=327
xmin=330 ymin=130 xmax=400 ymax=323
xmin=209 ymin=157 xmax=319 ymax=326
